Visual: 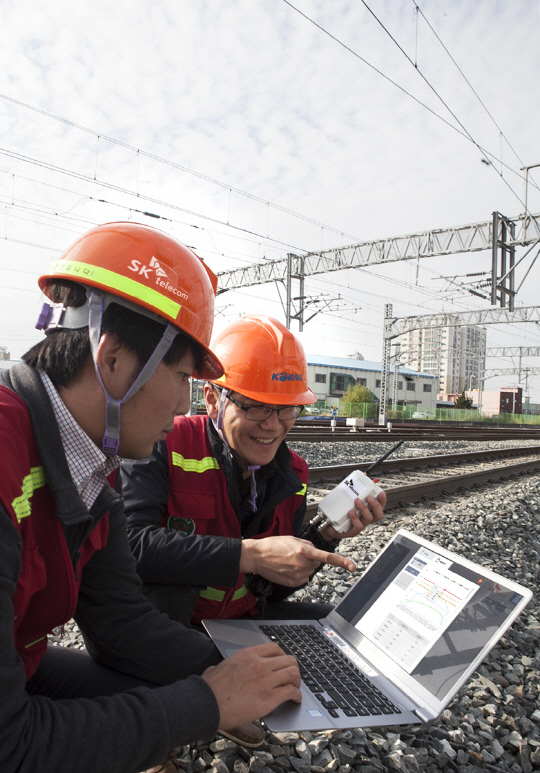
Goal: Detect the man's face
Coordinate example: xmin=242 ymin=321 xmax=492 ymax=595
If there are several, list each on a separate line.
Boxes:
xmin=119 ymin=350 xmax=195 ymax=459
xmin=205 ymin=385 xmax=297 ymax=473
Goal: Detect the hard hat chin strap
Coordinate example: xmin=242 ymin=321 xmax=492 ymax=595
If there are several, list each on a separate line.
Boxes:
xmin=246 ymin=464 xmax=261 ymax=513
xmin=86 ymin=291 xmax=178 ymax=454
xmin=216 ymin=386 xmax=229 ymax=436
xmin=212 ymin=386 xmax=260 ymax=512
xmin=210 ymin=385 xmax=230 ymax=449
xmin=36 ymin=288 xmax=179 ymax=454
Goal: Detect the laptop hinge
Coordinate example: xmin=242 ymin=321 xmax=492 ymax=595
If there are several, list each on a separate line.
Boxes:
xmin=414 ymin=706 xmax=433 ymax=724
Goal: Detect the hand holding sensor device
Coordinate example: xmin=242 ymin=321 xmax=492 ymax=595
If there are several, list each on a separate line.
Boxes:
xmin=309 ymin=440 xmax=403 ymax=534
xmin=313 ymin=470 xmax=384 ymax=534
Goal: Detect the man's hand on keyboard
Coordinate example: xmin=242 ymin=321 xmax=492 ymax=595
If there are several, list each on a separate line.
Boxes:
xmin=202 ymin=642 xmax=302 ymax=730
xmin=240 ymin=535 xmax=356 ymax=586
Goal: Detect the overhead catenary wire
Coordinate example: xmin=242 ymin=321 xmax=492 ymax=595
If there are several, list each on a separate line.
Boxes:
xmin=359 ymin=0 xmax=540 ymax=202
xmin=0 ymin=93 xmax=364 ymax=244
xmin=0 ymin=147 xmax=339 ymax=259
xmin=1 ymin=19 xmax=539 ymax=384
xmin=4 ymin=178 xmax=539 ymax=351
xmin=0 ymin=167 xmax=326 ymax=267
xmin=5 ymin=47 xmax=534 ymax=280
xmin=281 ymin=0 xmax=539 ymax=208
xmin=410 ymin=0 xmax=534 ymax=179
xmin=305 ymin=269 xmax=540 ymax=348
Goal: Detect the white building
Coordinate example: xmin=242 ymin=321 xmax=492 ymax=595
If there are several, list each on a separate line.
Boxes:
xmin=306 ymin=354 xmax=438 ymax=411
xmin=398 ymin=325 xmax=486 ymax=395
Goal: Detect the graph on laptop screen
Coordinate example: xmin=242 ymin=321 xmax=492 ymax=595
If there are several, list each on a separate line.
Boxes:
xmin=335 ymin=533 xmax=525 ymax=700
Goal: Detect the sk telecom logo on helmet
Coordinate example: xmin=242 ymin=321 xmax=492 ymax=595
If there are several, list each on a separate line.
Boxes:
xmin=271 ymin=372 xmax=303 ymax=382
xmin=128 ymin=256 xmax=188 ymax=300
xmin=128 ymin=256 xmax=168 ymax=279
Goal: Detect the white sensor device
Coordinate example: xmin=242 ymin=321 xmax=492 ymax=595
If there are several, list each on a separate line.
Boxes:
xmin=317 ymin=470 xmax=384 ymax=533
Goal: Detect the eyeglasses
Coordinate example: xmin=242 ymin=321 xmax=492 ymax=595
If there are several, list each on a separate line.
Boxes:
xmin=223 ymin=392 xmax=302 ymax=422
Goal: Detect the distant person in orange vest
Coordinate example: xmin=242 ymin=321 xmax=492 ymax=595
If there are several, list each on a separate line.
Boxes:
xmin=0 ymin=227 xmax=303 ymax=773
xmin=122 ymin=314 xmax=386 ymax=747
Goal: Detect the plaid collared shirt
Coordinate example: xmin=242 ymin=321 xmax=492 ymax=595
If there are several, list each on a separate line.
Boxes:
xmin=40 ymin=371 xmax=121 ymax=509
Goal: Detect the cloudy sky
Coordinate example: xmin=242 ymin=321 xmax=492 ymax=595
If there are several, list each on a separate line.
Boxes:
xmin=0 ymin=0 xmax=539 ymax=399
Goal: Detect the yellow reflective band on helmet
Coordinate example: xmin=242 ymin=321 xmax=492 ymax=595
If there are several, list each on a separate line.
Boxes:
xmin=199 ymin=583 xmax=249 ymax=603
xmin=51 ymin=260 xmax=181 ymax=320
xmin=296 ymin=483 xmax=307 ymax=497
xmin=171 ymin=452 xmax=219 ymax=473
xmin=12 ymin=467 xmax=47 ymax=523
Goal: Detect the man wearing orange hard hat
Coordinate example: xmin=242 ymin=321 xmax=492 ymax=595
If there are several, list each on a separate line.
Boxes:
xmin=123 ymin=314 xmax=386 ymax=747
xmin=0 ymin=225 xmax=302 ymax=773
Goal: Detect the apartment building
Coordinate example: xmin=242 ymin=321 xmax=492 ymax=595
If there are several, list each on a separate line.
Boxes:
xmin=398 ymin=325 xmax=486 ymax=395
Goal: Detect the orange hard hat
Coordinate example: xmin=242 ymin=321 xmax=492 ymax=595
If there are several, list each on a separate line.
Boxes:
xmin=38 ymin=222 xmax=223 ymax=379
xmin=210 ymin=314 xmax=316 ymax=405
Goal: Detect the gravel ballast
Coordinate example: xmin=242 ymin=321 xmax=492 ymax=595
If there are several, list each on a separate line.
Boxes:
xmin=55 ymin=439 xmax=540 ymax=773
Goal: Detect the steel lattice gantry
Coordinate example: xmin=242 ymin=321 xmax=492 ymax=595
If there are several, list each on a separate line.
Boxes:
xmin=212 ymin=206 xmax=540 ymax=423
xmin=483 ymin=367 xmax=540 ymax=378
xmin=397 ymin=345 xmax=540 ymax=359
xmin=215 ymin=210 xmax=540 ymax=294
xmin=385 ymin=306 xmax=540 ymax=339
xmin=486 ymin=346 xmax=540 ymax=357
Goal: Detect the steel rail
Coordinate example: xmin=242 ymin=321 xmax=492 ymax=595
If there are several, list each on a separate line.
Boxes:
xmin=307 ymin=445 xmax=540 ymax=482
xmin=305 ymin=456 xmax=540 ymax=516
xmin=295 ymin=419 xmax=540 ymax=431
xmin=289 ymin=429 xmax=540 ymax=442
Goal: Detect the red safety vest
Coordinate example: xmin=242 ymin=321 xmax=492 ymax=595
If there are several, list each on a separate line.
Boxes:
xmin=164 ymin=415 xmax=308 ymax=624
xmin=0 ymin=386 xmax=111 ymax=680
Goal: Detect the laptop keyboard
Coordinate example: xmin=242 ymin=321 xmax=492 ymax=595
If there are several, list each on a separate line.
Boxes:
xmin=259 ymin=624 xmax=401 ymax=719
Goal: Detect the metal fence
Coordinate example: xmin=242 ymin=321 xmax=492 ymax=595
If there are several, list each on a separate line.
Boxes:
xmin=310 ymin=402 xmax=540 ymax=425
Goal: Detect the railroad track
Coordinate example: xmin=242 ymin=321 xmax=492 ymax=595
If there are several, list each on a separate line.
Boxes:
xmin=295 ymin=419 xmax=540 ymax=431
xmin=289 ymin=426 xmax=540 ymax=442
xmin=305 ymin=445 xmax=540 ymax=517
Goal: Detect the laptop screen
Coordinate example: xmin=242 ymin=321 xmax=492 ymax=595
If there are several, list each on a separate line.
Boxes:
xmin=335 ymin=532 xmax=525 ymax=700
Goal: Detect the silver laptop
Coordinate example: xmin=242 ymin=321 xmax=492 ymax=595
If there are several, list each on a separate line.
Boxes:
xmin=204 ymin=529 xmax=532 ymax=731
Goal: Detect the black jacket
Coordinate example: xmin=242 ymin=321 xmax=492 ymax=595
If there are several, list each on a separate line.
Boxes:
xmin=0 ymin=364 xmax=221 ymax=773
xmin=123 ymin=418 xmax=331 ymax=601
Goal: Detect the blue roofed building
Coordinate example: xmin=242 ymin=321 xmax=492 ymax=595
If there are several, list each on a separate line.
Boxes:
xmin=306 ymin=354 xmax=438 ymax=412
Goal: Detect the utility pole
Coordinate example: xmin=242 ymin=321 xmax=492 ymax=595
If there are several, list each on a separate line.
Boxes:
xmin=285 ymin=253 xmax=294 ymax=329
xmin=378 ymin=304 xmax=393 ymax=426
xmin=285 ymin=252 xmax=307 ymax=329
xmin=523 ymin=367 xmax=531 ymax=414
xmin=297 ymin=255 xmax=305 ymax=331
xmin=491 ymin=211 xmax=516 ymax=310
xmin=284 ymin=253 xmax=347 ymax=330
xmin=392 ymin=342 xmax=401 ymax=418
xmin=478 ymin=372 xmax=483 ymax=417
xmin=522 ymin=164 xmax=540 ymax=221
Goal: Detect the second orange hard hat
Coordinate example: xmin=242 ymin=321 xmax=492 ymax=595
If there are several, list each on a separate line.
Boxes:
xmin=211 ymin=314 xmax=316 ymax=405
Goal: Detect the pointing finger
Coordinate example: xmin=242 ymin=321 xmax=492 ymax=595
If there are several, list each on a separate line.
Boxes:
xmin=318 ymin=550 xmax=356 ymax=573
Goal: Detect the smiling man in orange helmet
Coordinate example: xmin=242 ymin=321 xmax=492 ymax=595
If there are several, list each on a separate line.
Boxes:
xmin=122 ymin=314 xmax=386 ymax=747
xmin=0 ymin=227 xmax=303 ymax=773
